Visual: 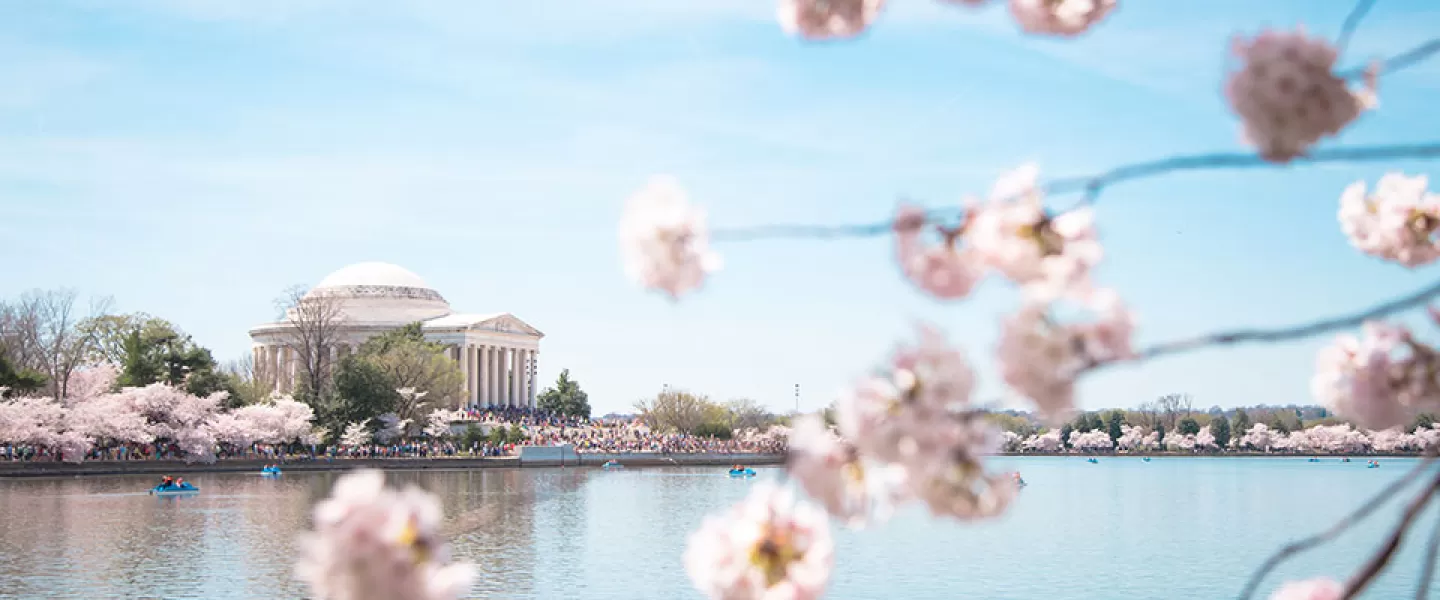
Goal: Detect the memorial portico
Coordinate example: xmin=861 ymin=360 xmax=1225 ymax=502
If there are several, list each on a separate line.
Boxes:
xmin=247 ymin=262 xmax=544 ymax=410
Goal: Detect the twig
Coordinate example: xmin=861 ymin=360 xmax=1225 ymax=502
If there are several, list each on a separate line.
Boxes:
xmin=710 ymin=142 xmax=1440 ymax=242
xmin=1415 ymin=506 xmax=1440 ymax=600
xmin=1236 ymin=451 xmax=1438 ymax=600
xmin=1089 ymin=278 xmax=1440 ymax=373
xmin=1340 ymin=38 xmax=1440 ymax=80
xmin=1335 ymin=0 xmax=1376 ymax=56
xmin=1342 ymin=469 xmax=1440 ymax=599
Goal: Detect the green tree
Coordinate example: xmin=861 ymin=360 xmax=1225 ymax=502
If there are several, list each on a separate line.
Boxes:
xmin=1106 ymin=411 xmax=1125 ymax=444
xmin=1413 ymin=413 xmax=1437 ymax=433
xmin=1177 ymin=418 xmax=1201 ymax=436
xmin=359 ymin=323 xmax=463 ymax=416
xmin=1060 ymin=423 xmax=1074 ymax=448
xmin=0 ymin=353 xmax=46 ymax=395
xmin=694 ymin=421 xmax=734 ymax=439
xmin=1232 ymin=409 xmax=1252 ymax=437
xmin=114 ymin=323 xmax=234 ymax=400
xmin=1072 ymin=414 xmax=1092 ymax=433
xmin=1156 ymin=424 xmax=1166 ymax=448
xmin=1268 ymin=415 xmax=1291 ymax=435
xmin=1088 ymin=414 xmax=1104 ymax=432
xmin=536 ymin=369 xmax=591 ymax=419
xmin=634 ymin=388 xmax=715 ymax=434
xmin=326 ymin=355 xmax=401 ymax=442
xmin=1211 ymin=416 xmax=1232 ymax=449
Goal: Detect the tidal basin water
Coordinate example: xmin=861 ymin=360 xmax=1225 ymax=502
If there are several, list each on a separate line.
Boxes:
xmin=1 ymin=457 xmax=1436 ymax=599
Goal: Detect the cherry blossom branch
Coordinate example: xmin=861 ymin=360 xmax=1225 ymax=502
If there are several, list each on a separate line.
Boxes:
xmin=1088 ymin=278 xmax=1440 ymax=373
xmin=1414 ymin=510 xmax=1440 ymax=600
xmin=1340 ymin=469 xmax=1440 ymax=599
xmin=1236 ymin=451 xmax=1437 ymax=600
xmin=1335 ymin=0 xmax=1376 ymax=56
xmin=709 ymin=142 xmax=1440 ymax=242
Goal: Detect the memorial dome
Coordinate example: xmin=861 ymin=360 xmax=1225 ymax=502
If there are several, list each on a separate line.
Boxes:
xmin=303 ymin=262 xmax=452 ymax=324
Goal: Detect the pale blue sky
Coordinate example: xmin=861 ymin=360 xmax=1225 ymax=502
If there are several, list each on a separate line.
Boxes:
xmin=2 ymin=1 xmax=1438 ymax=416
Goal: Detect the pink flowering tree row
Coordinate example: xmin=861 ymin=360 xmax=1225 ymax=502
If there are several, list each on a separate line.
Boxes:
xmin=0 ymin=364 xmax=318 ymax=463
xmin=1006 ymin=421 xmax=1440 ymax=455
xmin=281 ymin=2 xmax=1440 ymax=600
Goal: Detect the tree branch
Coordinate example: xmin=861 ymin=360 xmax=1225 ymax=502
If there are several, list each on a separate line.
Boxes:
xmin=710 ymin=142 xmax=1440 ymax=242
xmin=1415 ymin=507 xmax=1440 ymax=600
xmin=1335 ymin=0 xmax=1376 ymax=56
xmin=1236 ymin=451 xmax=1437 ymax=600
xmin=1342 ymin=469 xmax=1440 ymax=599
xmin=1088 ymin=278 xmax=1440 ymax=373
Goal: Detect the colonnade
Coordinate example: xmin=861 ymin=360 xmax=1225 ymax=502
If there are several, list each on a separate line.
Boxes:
xmin=251 ymin=342 xmax=537 ymax=409
xmin=447 ymin=344 xmax=537 ymax=410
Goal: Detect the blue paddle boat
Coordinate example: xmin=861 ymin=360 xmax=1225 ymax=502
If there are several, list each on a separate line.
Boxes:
xmin=261 ymin=465 xmax=283 ymax=476
xmin=728 ymin=466 xmax=757 ymax=478
xmin=1142 ymin=457 xmax=1151 ymax=462
xmin=150 ymin=481 xmax=199 ymax=495
xmin=1367 ymin=460 xmax=1380 ymax=469
xmin=601 ymin=460 xmax=623 ymax=470
xmin=1086 ymin=457 xmax=1099 ymax=464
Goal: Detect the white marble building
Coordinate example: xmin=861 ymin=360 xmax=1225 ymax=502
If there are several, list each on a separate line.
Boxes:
xmin=248 ymin=262 xmax=545 ymax=410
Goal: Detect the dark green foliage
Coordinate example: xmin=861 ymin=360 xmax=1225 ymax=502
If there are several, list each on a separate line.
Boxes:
xmin=0 ymin=353 xmax=46 ymax=394
xmin=328 ymin=355 xmax=401 ymax=439
xmin=1060 ymin=423 xmax=1074 ymax=448
xmin=1156 ymin=424 xmax=1166 ymax=447
xmin=115 ymin=324 xmax=234 ymax=400
xmin=537 ymin=369 xmax=591 ymax=419
xmin=1177 ymin=418 xmax=1201 ymax=436
xmin=1088 ymin=414 xmax=1104 ymax=432
xmin=1072 ymin=414 xmax=1092 ymax=433
xmin=1414 ymin=413 xmax=1436 ymax=433
xmin=1232 ymin=409 xmax=1251 ymax=437
xmin=1211 ymin=416 xmax=1231 ymax=448
xmin=1106 ymin=411 xmax=1124 ymax=444
xmin=693 ymin=421 xmax=734 ymax=440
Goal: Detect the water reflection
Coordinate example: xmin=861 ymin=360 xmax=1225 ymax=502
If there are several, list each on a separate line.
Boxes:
xmin=1 ymin=461 xmax=1430 ymax=599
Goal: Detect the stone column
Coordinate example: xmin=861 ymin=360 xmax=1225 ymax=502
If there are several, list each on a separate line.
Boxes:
xmin=465 ymin=345 xmax=478 ymax=409
xmin=510 ymin=348 xmax=521 ymax=408
xmin=265 ymin=346 xmax=277 ymax=391
xmin=478 ymin=346 xmax=490 ymax=408
xmin=278 ymin=346 xmax=291 ymax=393
xmin=492 ymin=346 xmax=503 ymax=408
xmin=519 ymin=349 xmax=531 ymax=409
xmin=528 ymin=349 xmax=538 ymax=409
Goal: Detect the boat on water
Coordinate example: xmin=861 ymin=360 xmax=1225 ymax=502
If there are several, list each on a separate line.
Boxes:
xmin=601 ymin=460 xmax=623 ymax=470
xmin=261 ymin=465 xmax=283 ymax=476
xmin=1086 ymin=458 xmax=1099 ymax=464
xmin=728 ymin=466 xmax=757 ymax=478
xmin=150 ymin=483 xmax=199 ymax=495
xmin=1142 ymin=457 xmax=1151 ymax=462
xmin=1367 ymin=460 xmax=1380 ymax=469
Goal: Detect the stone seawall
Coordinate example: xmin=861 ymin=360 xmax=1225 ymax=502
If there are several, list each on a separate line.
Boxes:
xmin=0 ymin=448 xmax=786 ymax=478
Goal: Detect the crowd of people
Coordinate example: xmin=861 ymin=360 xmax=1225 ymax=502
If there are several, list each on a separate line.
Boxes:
xmin=0 ymin=408 xmax=788 ymax=463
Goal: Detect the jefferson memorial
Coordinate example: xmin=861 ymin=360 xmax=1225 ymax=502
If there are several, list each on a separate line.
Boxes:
xmin=248 ymin=262 xmax=545 ymax=410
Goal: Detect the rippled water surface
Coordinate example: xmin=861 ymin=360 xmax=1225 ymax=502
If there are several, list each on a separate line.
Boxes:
xmin=1 ymin=457 xmax=1436 ymax=599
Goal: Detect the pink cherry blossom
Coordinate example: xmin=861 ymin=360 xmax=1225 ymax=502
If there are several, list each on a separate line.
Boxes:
xmin=1022 ymin=429 xmax=1063 ymax=452
xmin=1068 ymin=429 xmax=1113 ymax=451
xmin=296 ymin=470 xmax=475 ymax=600
xmin=619 ymin=176 xmax=723 ymax=300
xmin=1008 ymin=0 xmax=1116 ymax=37
xmin=967 ymin=164 xmax=1103 ymax=297
xmin=1338 ymin=172 xmax=1440 ymax=267
xmin=777 ymin=0 xmax=885 ymax=41
xmin=996 ymin=292 xmax=1135 ymax=422
xmin=785 ymin=415 xmax=907 ymax=528
xmin=1310 ymin=322 xmax=1440 ymax=430
xmin=1268 ymin=577 xmax=1342 ymax=600
xmin=1225 ymin=28 xmax=1376 ymax=163
xmin=684 ymin=482 xmax=833 ymax=600
xmin=893 ymin=204 xmax=986 ymax=300
xmin=64 ymin=364 xmax=117 ymax=403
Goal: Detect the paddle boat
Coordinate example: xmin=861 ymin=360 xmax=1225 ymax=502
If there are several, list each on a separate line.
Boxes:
xmin=1086 ymin=457 xmax=1099 ymax=464
xmin=1367 ymin=460 xmax=1380 ymax=469
xmin=1012 ymin=472 xmax=1027 ymax=488
xmin=1307 ymin=457 xmax=1321 ymax=463
xmin=601 ymin=460 xmax=623 ymax=470
xmin=150 ymin=477 xmax=199 ymax=495
xmin=261 ymin=464 xmax=283 ymax=476
xmin=728 ymin=465 xmax=757 ymax=478
xmin=1142 ymin=457 xmax=1151 ymax=462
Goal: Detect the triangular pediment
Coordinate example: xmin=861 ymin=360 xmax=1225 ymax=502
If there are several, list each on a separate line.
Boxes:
xmin=477 ymin=313 xmax=544 ymax=337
